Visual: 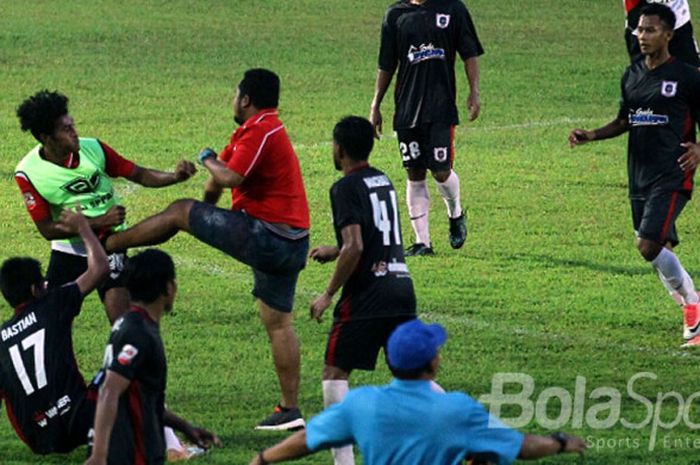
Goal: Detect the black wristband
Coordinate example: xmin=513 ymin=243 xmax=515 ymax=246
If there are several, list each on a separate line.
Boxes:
xmin=258 ymin=450 xmax=269 ymax=465
xmin=551 ymin=432 xmax=568 ymax=454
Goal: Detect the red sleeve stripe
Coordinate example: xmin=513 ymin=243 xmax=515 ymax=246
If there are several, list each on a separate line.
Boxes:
xmin=243 ymin=125 xmax=285 ymax=177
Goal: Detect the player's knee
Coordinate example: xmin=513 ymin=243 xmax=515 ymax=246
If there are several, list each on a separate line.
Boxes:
xmin=637 ymin=239 xmax=662 ymax=261
xmin=407 ymin=168 xmax=427 ymax=181
xmin=431 ymin=169 xmax=451 ymax=183
xmin=166 ymin=199 xmax=195 ymax=223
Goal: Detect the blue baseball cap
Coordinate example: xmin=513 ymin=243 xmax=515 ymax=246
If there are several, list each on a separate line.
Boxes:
xmin=387 ymin=319 xmax=447 ymax=370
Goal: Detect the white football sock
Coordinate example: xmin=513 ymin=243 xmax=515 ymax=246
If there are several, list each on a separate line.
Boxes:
xmin=164 ymin=426 xmax=183 ymax=451
xmin=435 ymin=171 xmax=462 ymax=219
xmin=652 ymin=248 xmax=699 ymax=304
xmin=407 ymin=180 xmax=430 ymax=245
xmin=657 ymin=269 xmax=686 ymax=305
xmin=323 ymin=380 xmax=354 ymax=465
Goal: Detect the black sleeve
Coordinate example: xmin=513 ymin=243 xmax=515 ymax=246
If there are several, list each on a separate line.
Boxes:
xmin=378 ymin=8 xmax=399 ymax=72
xmin=618 ymin=67 xmax=631 ymax=121
xmin=455 ymin=1 xmax=484 ymax=60
xmin=107 ymin=323 xmax=150 ymax=381
xmin=45 ymin=283 xmax=85 ymax=325
xmin=688 ymin=68 xmax=700 ymax=121
xmin=331 ymin=181 xmax=362 ymax=231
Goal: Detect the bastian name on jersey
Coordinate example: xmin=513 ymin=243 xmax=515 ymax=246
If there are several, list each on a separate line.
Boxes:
xmin=628 ymin=107 xmax=670 ymax=126
xmin=1 ymin=312 xmax=38 ymax=342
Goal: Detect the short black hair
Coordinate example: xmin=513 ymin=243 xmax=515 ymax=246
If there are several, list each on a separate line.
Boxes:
xmin=389 ymin=360 xmax=434 ymax=380
xmin=640 ymin=3 xmax=676 ymax=31
xmin=17 ymin=90 xmax=69 ymax=142
xmin=1 ymin=258 xmax=43 ymax=308
xmin=238 ymin=68 xmax=280 ymax=109
xmin=333 ymin=116 xmax=375 ymax=161
xmin=123 ymin=249 xmax=175 ymax=304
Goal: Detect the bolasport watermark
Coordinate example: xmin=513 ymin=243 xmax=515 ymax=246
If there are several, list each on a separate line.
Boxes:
xmin=477 ymin=372 xmax=700 ymax=451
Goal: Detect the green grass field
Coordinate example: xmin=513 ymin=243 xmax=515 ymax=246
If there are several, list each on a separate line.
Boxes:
xmin=2 ymin=0 xmax=700 ymax=463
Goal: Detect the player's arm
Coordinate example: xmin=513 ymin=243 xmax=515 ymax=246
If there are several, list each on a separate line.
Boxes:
xmin=249 ymin=430 xmax=311 ymax=465
xmin=568 ymin=117 xmax=629 ymax=147
xmin=197 ymin=147 xmax=245 ymax=188
xmin=163 ymin=409 xmax=222 ymax=449
xmin=59 ymin=209 xmax=109 ymax=295
xmin=126 ymin=161 xmax=196 ymax=187
xmin=203 ymin=175 xmax=224 ymax=204
xmin=370 ymin=69 xmax=394 ymax=139
xmin=518 ymin=433 xmax=587 ymax=459
xmin=464 ymin=57 xmax=481 ymax=121
xmin=309 ymin=245 xmax=340 ymax=263
xmin=309 ymin=225 xmax=362 ymax=322
xmin=85 ymin=370 xmax=131 ymax=465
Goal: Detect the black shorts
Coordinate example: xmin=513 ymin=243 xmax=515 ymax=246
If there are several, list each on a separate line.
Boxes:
xmin=188 ymin=201 xmax=309 ymax=313
xmin=59 ymin=389 xmax=97 ymax=453
xmin=46 ymin=250 xmax=126 ymax=301
xmin=324 ymin=316 xmax=416 ymax=372
xmin=396 ymin=123 xmax=455 ymax=171
xmin=631 ymin=191 xmax=689 ymax=246
xmin=626 ymin=22 xmax=700 ymax=66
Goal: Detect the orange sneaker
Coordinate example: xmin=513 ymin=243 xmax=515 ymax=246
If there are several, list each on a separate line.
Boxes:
xmin=682 ymin=333 xmax=700 ymax=348
xmin=683 ymin=303 xmax=700 ymax=340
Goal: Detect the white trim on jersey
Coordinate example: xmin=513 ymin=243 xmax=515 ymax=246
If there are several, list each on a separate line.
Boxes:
xmin=243 ymin=124 xmax=285 ymax=177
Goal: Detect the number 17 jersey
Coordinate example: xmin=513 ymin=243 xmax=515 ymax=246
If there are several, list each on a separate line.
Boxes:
xmin=330 ymin=165 xmax=416 ymax=321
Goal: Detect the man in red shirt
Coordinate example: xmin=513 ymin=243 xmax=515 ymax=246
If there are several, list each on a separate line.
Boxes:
xmin=104 ymin=69 xmax=310 ymax=430
xmin=15 ymin=90 xmax=196 ymax=323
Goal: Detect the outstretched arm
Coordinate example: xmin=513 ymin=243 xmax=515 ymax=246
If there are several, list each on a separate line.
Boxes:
xmin=163 ymin=409 xmax=222 ymax=450
xmin=249 ymin=430 xmax=311 ymax=465
xmin=34 ymin=205 xmax=126 ymax=240
xmin=518 ymin=433 xmax=587 ymax=459
xmin=569 ymin=117 xmax=629 ymax=147
xmin=127 ymin=161 xmax=196 ymax=187
xmin=369 ymin=69 xmax=394 ymax=139
xmin=59 ymin=209 xmax=109 ymax=295
xmin=309 ymin=225 xmax=362 ymax=322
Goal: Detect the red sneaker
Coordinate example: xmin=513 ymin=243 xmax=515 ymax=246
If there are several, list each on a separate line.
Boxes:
xmin=683 ymin=303 xmax=700 ymax=340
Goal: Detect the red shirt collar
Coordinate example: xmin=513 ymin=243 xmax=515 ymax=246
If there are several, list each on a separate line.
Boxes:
xmin=130 ymin=304 xmax=158 ymax=325
xmin=13 ymin=301 xmax=31 ymax=316
xmin=241 ymin=108 xmax=279 ymax=129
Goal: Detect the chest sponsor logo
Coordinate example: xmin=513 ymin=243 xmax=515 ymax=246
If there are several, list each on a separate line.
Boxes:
xmin=661 ymin=80 xmax=678 ymax=97
xmin=629 ymin=108 xmax=669 ymax=126
xmin=117 ymin=344 xmax=139 ymax=366
xmin=61 ymin=171 xmax=101 ymax=195
xmin=108 ymin=252 xmax=126 ymax=280
xmin=436 ymin=13 xmax=450 ymax=29
xmin=32 ymin=395 xmax=72 ymax=428
xmin=407 ymin=43 xmax=446 ymax=64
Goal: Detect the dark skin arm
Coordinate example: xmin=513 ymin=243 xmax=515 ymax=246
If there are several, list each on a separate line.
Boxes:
xmin=201 ymin=157 xmax=245 ymax=188
xmin=464 ymin=57 xmax=481 ymax=121
xmin=309 ymin=224 xmax=363 ymax=322
xmin=163 ymin=410 xmax=222 ymax=450
xmin=35 ymin=205 xmax=126 ymax=240
xmin=126 ymin=161 xmax=196 ymax=187
xmin=568 ymin=117 xmax=629 ymax=147
xmin=59 ymin=209 xmax=109 ymax=295
xmin=517 ymin=433 xmax=587 ymax=459
xmin=248 ymin=430 xmax=311 ymax=465
xmin=203 ymin=176 xmax=224 ymax=205
xmin=369 ymin=69 xmax=395 ymax=139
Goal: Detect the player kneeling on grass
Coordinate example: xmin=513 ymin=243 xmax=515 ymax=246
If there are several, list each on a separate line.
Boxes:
xmin=569 ymin=3 xmax=700 ymax=347
xmin=85 ymin=249 xmax=220 ymax=465
xmin=309 ymin=116 xmax=417 ymax=465
xmin=249 ymin=319 xmax=587 ymax=465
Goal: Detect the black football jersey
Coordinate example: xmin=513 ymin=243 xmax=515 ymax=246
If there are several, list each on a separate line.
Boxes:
xmin=100 ymin=306 xmax=167 ymax=465
xmin=0 ymin=284 xmax=87 ymax=454
xmin=330 ymin=166 xmax=416 ymax=321
xmin=619 ymin=57 xmax=700 ymax=197
xmin=378 ymin=0 xmax=484 ymax=129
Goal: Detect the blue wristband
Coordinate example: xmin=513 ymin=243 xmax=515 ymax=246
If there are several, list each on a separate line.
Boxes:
xmin=197 ymin=147 xmax=217 ymax=165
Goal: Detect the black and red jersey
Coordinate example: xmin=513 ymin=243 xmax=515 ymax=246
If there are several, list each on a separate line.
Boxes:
xmin=0 ymin=284 xmax=88 ymax=454
xmin=100 ymin=306 xmax=166 ymax=465
xmin=619 ymin=58 xmax=700 ymax=197
xmin=378 ymin=0 xmax=484 ymax=129
xmin=330 ymin=165 xmax=416 ymax=322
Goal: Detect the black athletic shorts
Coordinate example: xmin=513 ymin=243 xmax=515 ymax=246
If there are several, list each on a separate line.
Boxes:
xmin=631 ymin=190 xmax=689 ymax=246
xmin=396 ymin=123 xmax=455 ymax=171
xmin=188 ymin=201 xmax=309 ymax=313
xmin=46 ymin=250 xmax=126 ymax=301
xmin=324 ymin=315 xmax=416 ymax=372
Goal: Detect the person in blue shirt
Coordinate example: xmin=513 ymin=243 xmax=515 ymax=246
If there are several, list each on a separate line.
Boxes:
xmin=249 ymin=318 xmax=587 ymax=465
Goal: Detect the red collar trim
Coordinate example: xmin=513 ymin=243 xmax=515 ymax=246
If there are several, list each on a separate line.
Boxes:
xmin=130 ymin=305 xmax=157 ymax=324
xmin=13 ymin=301 xmax=30 ymax=316
xmin=242 ymin=108 xmax=279 ymax=129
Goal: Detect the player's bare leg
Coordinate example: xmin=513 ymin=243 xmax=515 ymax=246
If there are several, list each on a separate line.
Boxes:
xmin=103 ymin=287 xmax=129 ymax=323
xmin=105 ymin=199 xmax=194 ymax=252
xmin=432 ymin=168 xmax=466 ymax=249
xmin=405 ymin=168 xmax=433 ymax=256
xmin=256 ymin=300 xmax=304 ymax=430
xmin=322 ymin=365 xmax=354 ymax=465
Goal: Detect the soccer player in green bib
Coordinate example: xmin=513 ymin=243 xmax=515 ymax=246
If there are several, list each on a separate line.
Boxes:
xmin=15 ymin=90 xmax=196 ymax=323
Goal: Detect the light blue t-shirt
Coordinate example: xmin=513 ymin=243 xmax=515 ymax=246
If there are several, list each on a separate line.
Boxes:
xmin=306 ymin=379 xmax=524 ymax=465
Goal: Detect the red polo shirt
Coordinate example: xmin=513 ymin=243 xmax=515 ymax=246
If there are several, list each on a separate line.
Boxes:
xmin=219 ymin=109 xmax=310 ymax=229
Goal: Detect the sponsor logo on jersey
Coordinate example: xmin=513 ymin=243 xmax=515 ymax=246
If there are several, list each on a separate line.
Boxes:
xmin=661 ymin=80 xmax=678 ymax=97
xmin=371 ymin=261 xmax=388 ymax=277
xmin=33 ymin=411 xmax=48 ymax=428
xmin=108 ymin=252 xmax=126 ymax=280
xmin=407 ymin=43 xmax=446 ymax=64
xmin=629 ymin=108 xmax=669 ymax=126
xmin=363 ymin=175 xmax=391 ymax=189
xmin=117 ymin=344 xmax=139 ymax=366
xmin=436 ymin=13 xmax=450 ymax=29
xmin=61 ymin=171 xmax=101 ymax=195
xmin=1 ymin=312 xmax=37 ymax=342
xmin=23 ymin=192 xmax=36 ymax=210
xmin=434 ymin=147 xmax=448 ymax=162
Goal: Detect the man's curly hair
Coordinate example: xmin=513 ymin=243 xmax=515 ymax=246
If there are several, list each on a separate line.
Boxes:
xmin=16 ymin=90 xmax=69 ymax=142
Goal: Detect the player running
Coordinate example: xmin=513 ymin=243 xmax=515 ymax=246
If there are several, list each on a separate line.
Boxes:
xmin=570 ymin=3 xmax=700 ymax=346
xmin=15 ymin=90 xmax=196 ymax=323
xmin=370 ymin=0 xmax=484 ymax=256
xmin=309 ymin=117 xmax=417 ymax=465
